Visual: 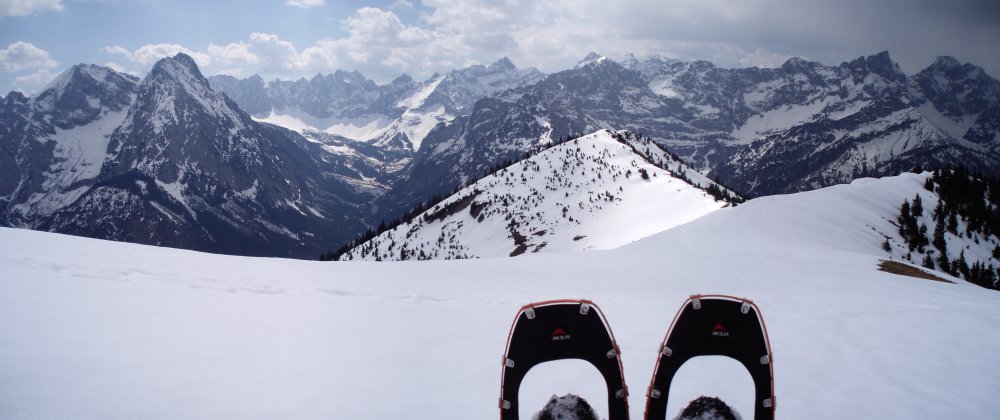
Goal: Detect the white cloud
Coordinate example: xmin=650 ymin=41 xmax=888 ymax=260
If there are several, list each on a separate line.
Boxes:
xmin=90 ymin=6 xmax=592 ymax=83
xmin=100 ymin=45 xmax=132 ymax=57
xmin=738 ymin=48 xmax=797 ymax=68
xmin=248 ymin=32 xmax=307 ymax=73
xmin=73 ymin=1 xmax=1000 ymax=86
xmin=285 ymin=0 xmax=323 ymax=9
xmin=0 ymin=41 xmax=58 ymax=72
xmin=11 ymin=67 xmax=57 ymax=93
xmin=103 ymin=40 xmax=269 ymax=78
xmin=388 ymin=0 xmax=413 ymax=10
xmin=206 ymin=42 xmax=260 ymax=67
xmin=104 ymin=62 xmax=138 ymax=77
xmin=0 ymin=0 xmax=63 ymax=17
xmin=130 ymin=44 xmax=212 ymax=68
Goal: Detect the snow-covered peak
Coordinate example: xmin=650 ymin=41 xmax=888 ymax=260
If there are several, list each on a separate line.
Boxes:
xmin=929 ymin=56 xmax=963 ymax=70
xmin=341 ymin=129 xmax=735 ymax=261
xmin=2 ymin=90 xmax=27 ymax=103
xmin=780 ymin=56 xmax=814 ymax=71
xmin=37 ymin=64 xmax=137 ymax=101
xmin=919 ymin=56 xmax=993 ymax=85
xmin=489 ymin=57 xmax=517 ymax=72
xmin=576 ymin=52 xmax=608 ymax=68
xmin=620 ymin=53 xmax=679 ymax=72
xmin=389 ymin=73 xmax=415 ymax=86
xmin=846 ymin=50 xmax=906 ymax=82
xmin=148 ymin=53 xmax=211 ymax=91
xmin=29 ymin=63 xmax=139 ymax=129
xmin=139 ymin=53 xmax=246 ymax=127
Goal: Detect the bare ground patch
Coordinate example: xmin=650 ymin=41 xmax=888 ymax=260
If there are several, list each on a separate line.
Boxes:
xmin=877 ymin=260 xmax=954 ymax=283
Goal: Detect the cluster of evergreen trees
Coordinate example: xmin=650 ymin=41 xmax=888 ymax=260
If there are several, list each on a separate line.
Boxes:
xmin=892 ymin=168 xmax=1000 ymax=290
xmin=610 ymin=130 xmax=744 ymax=205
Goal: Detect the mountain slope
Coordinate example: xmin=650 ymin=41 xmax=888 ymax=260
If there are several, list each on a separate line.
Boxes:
xmin=2 ymin=172 xmax=998 ymax=419
xmin=41 ymin=54 xmax=371 ymax=257
xmin=342 ymin=130 xmax=736 ymax=260
xmin=0 ymin=64 xmax=140 ymax=225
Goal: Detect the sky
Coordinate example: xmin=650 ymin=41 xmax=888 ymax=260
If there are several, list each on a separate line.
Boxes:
xmin=1 ymin=0 xmax=999 ymax=94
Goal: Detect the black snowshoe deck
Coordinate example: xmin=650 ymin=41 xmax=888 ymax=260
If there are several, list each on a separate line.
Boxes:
xmin=643 ymin=295 xmax=775 ymax=420
xmin=499 ymin=299 xmax=629 ymax=420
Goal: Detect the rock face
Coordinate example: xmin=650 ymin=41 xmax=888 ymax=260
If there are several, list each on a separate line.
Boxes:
xmin=2 ymin=54 xmax=375 ymax=258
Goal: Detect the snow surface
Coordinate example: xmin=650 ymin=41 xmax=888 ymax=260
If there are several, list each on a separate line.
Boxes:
xmin=253 ymin=109 xmax=393 ymax=141
xmin=254 ymin=102 xmax=449 ymax=151
xmin=730 ymin=99 xmax=831 ymax=145
xmin=396 ymin=105 xmax=452 ymax=151
xmin=914 ymin=102 xmax=979 ymax=139
xmin=11 ymin=107 xmax=130 ymax=220
xmin=397 ymin=74 xmax=445 ymax=109
xmin=1 ymin=173 xmax=998 ymax=419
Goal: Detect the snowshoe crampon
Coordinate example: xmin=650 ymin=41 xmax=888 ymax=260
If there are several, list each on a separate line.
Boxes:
xmin=644 ymin=295 xmax=775 ymax=420
xmin=499 ymin=299 xmax=629 ymax=420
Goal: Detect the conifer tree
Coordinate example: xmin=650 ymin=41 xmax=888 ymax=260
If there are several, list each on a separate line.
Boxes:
xmin=922 ymin=254 xmax=935 ymax=269
xmin=957 ymin=250 xmax=970 ymax=279
xmin=933 ymin=203 xmax=948 ymax=254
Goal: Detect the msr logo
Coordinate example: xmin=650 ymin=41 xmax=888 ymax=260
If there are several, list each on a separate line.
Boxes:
xmin=711 ymin=323 xmax=730 ymax=337
xmin=550 ymin=328 xmax=572 ymax=341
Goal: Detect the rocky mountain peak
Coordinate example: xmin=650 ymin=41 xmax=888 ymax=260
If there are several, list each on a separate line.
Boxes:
xmin=2 ymin=90 xmax=28 ymax=104
xmin=149 ymin=53 xmax=204 ymax=83
xmin=929 ymin=56 xmax=962 ymax=70
xmin=576 ymin=52 xmax=607 ymax=68
xmin=489 ymin=57 xmax=517 ymax=71
xmin=31 ymin=63 xmax=138 ymax=128
xmin=846 ymin=50 xmax=906 ymax=82
xmin=780 ymin=56 xmax=814 ymax=71
xmin=390 ymin=73 xmax=415 ymax=85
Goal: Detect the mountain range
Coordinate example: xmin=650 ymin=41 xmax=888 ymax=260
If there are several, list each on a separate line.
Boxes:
xmin=378 ymin=51 xmax=1000 ymax=223
xmin=2 ymin=51 xmax=998 ymax=258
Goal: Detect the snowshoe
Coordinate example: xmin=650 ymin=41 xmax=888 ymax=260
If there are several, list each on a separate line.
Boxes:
xmin=500 ymin=299 xmax=629 ymax=420
xmin=644 ymin=295 xmax=775 ymax=420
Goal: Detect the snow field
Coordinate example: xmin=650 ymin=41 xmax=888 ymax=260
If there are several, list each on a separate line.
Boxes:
xmin=1 ymin=173 xmax=999 ymax=419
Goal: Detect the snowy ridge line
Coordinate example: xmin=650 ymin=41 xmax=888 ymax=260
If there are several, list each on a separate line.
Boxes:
xmin=337 ymin=129 xmax=732 ymax=261
xmin=611 ymin=130 xmax=743 ymax=204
